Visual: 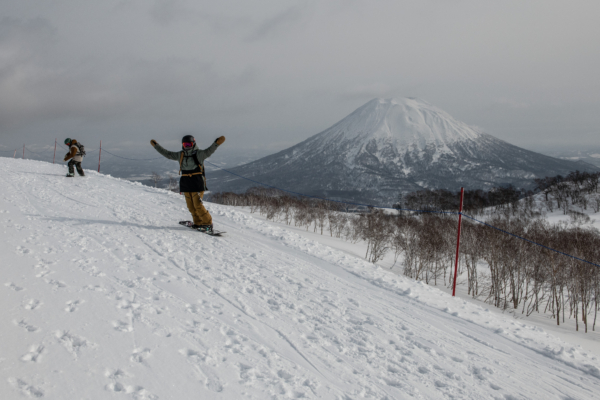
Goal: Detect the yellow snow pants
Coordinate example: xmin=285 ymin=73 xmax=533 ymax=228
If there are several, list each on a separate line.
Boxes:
xmin=184 ymin=192 xmax=212 ymax=226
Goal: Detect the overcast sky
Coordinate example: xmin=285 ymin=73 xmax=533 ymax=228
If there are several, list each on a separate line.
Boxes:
xmin=1 ymin=0 xmax=599 ymax=157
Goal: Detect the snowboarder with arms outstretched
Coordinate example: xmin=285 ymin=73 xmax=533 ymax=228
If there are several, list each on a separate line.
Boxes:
xmin=63 ymin=138 xmax=85 ymax=177
xmin=150 ymin=135 xmax=225 ymax=234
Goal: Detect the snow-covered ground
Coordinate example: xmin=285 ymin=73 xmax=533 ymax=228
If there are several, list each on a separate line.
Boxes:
xmin=230 ymin=206 xmax=600 ymax=358
xmin=2 ymin=158 xmax=600 ymax=399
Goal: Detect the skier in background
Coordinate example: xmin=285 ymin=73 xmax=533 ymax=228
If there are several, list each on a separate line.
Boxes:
xmin=63 ymin=138 xmax=85 ymax=177
xmin=150 ymin=135 xmax=225 ymax=234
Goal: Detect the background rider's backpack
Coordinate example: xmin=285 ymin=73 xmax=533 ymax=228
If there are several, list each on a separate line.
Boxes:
xmin=75 ymin=142 xmax=86 ymax=157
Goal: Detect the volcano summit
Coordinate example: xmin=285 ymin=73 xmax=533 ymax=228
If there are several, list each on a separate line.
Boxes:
xmin=208 ymin=98 xmax=597 ymax=205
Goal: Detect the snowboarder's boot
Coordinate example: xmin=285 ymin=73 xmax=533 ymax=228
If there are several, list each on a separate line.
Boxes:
xmin=198 ymin=224 xmax=213 ymax=234
xmin=66 ymin=173 xmax=74 ymax=177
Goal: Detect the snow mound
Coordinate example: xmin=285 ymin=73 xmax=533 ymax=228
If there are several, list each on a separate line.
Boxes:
xmin=2 ymin=157 xmax=600 ymax=399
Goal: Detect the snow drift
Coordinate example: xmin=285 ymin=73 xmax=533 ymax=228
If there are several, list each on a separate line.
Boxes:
xmin=2 ymin=157 xmax=600 ymax=399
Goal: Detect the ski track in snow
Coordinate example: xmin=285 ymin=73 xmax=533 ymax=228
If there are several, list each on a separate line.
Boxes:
xmin=1 ymin=158 xmax=600 ymax=399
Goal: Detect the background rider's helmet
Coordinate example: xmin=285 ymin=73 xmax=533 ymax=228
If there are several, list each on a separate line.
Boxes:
xmin=64 ymin=138 xmax=71 ymax=145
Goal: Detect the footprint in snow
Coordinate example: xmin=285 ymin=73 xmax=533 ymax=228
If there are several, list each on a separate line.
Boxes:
xmin=83 ymin=284 xmax=105 ymax=292
xmin=24 ymin=299 xmax=42 ymax=310
xmin=45 ymin=279 xmax=67 ymax=290
xmin=116 ymin=299 xmax=140 ymax=310
xmin=21 ymin=344 xmax=44 ymax=362
xmin=105 ymin=368 xmax=128 ymax=379
xmin=15 ymin=246 xmax=31 ymax=255
xmin=131 ymin=348 xmax=152 ymax=363
xmin=35 ymin=268 xmax=52 ymax=278
xmin=106 ymin=384 xmax=157 ymax=399
xmin=7 ymin=377 xmax=44 ymax=398
xmin=15 ymin=319 xmax=39 ymax=333
xmin=112 ymin=320 xmax=133 ymax=332
xmin=277 ymin=370 xmax=294 ymax=382
xmin=55 ymin=331 xmax=95 ymax=357
xmin=65 ymin=300 xmax=83 ymax=312
xmin=106 ymin=381 xmax=127 ymax=393
xmin=180 ymin=348 xmax=224 ymax=393
xmin=43 ymin=247 xmax=56 ymax=254
xmin=348 ymin=298 xmax=360 ymax=307
xmin=79 ymin=265 xmax=105 ymax=277
xmin=382 ymin=377 xmax=404 ymax=388
xmin=6 ymin=282 xmax=24 ymax=291
xmin=471 ymin=365 xmax=493 ymax=381
xmin=434 ymin=380 xmax=449 ymax=388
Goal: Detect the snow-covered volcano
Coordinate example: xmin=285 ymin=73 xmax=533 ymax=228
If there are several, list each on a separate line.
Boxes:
xmin=306 ymin=97 xmax=481 ymax=153
xmin=208 ymin=98 xmax=598 ymax=205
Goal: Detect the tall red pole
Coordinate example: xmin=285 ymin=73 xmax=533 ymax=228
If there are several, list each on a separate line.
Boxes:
xmin=98 ymin=140 xmax=102 ymax=172
xmin=13 ymin=149 xmax=16 ymax=158
xmin=23 ymin=144 xmax=25 ymax=159
xmin=452 ymin=187 xmax=464 ymax=297
xmin=53 ymin=138 xmax=57 ymax=164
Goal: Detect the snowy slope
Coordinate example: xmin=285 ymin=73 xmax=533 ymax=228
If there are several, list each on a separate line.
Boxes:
xmin=2 ymin=158 xmax=600 ymax=400
xmin=208 ymin=98 xmax=598 ymax=205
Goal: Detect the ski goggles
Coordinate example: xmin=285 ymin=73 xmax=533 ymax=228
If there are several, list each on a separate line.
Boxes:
xmin=182 ymin=142 xmax=194 ymax=148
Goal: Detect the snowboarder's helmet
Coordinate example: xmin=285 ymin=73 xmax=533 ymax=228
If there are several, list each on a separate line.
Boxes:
xmin=64 ymin=138 xmax=71 ymax=145
xmin=181 ymin=135 xmax=195 ymax=143
xmin=182 ymin=135 xmax=195 ymax=149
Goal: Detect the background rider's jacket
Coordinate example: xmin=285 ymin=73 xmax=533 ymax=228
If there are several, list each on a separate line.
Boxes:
xmin=64 ymin=140 xmax=83 ymax=162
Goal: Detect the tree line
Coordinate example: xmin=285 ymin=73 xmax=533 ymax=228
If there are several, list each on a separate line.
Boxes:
xmin=208 ymin=173 xmax=600 ymax=332
xmin=535 ymin=170 xmax=600 ymax=214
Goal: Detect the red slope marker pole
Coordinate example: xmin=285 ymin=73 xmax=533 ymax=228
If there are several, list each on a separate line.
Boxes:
xmin=13 ymin=149 xmax=16 ymax=158
xmin=53 ymin=138 xmax=57 ymax=164
xmin=98 ymin=140 xmax=102 ymax=172
xmin=23 ymin=144 xmax=25 ymax=159
xmin=452 ymin=187 xmax=464 ymax=297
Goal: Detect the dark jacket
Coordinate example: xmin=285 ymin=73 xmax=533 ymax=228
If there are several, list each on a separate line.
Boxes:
xmin=153 ymin=142 xmax=219 ymax=192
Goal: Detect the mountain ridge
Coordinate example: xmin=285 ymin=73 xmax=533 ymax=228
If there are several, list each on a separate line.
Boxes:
xmin=208 ymin=98 xmax=599 ymax=205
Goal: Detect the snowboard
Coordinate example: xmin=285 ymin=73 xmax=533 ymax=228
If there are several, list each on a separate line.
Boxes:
xmin=178 ymin=221 xmax=225 ymax=237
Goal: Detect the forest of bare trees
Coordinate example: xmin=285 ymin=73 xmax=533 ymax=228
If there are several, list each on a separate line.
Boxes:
xmin=208 ymin=172 xmax=600 ymax=332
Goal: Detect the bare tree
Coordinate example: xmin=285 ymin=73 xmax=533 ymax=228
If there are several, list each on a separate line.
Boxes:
xmin=167 ymin=175 xmax=178 ymax=192
xmin=151 ymin=172 xmax=162 ymax=188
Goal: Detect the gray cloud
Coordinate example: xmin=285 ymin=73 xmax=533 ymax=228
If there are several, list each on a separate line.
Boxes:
xmin=246 ymin=3 xmax=310 ymax=42
xmin=1 ymin=0 xmax=599 ymax=158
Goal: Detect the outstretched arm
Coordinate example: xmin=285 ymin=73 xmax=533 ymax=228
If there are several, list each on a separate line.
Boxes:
xmin=196 ymin=136 xmax=225 ymax=163
xmin=150 ymin=140 xmax=181 ymax=161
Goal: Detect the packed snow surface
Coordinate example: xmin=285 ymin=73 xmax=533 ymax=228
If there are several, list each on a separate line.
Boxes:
xmin=2 ymin=158 xmax=600 ymax=399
